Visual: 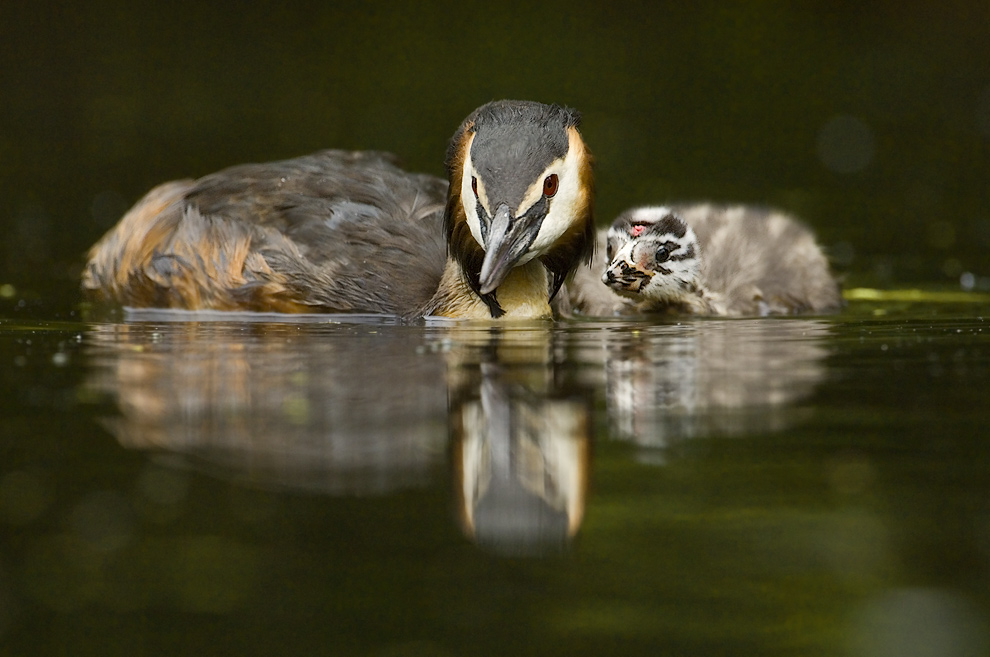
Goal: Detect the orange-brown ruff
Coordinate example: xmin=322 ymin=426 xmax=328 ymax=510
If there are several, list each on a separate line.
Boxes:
xmin=82 ymin=101 xmax=595 ymax=320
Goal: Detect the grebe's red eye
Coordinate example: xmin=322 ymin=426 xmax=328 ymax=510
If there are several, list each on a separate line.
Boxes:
xmin=471 ymin=176 xmax=478 ymax=196
xmin=543 ymin=174 xmax=559 ymax=197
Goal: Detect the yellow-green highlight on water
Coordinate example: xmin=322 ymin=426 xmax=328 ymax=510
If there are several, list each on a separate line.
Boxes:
xmin=843 ymin=288 xmax=990 ymax=304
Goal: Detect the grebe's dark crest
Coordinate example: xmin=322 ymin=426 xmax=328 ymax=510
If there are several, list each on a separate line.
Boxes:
xmin=82 ymin=100 xmax=595 ymax=320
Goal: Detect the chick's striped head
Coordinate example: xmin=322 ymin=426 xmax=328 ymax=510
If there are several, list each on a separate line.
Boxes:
xmin=603 ymin=207 xmax=701 ymax=302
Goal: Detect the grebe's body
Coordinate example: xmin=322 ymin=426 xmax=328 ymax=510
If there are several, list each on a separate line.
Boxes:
xmin=82 ymin=101 xmax=595 ymax=320
xmin=568 ymin=204 xmax=841 ymax=317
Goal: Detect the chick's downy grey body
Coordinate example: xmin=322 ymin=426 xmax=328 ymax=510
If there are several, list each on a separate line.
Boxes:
xmin=568 ymin=204 xmax=841 ymax=317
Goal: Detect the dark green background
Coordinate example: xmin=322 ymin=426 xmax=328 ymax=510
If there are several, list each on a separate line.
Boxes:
xmin=3 ymin=1 xmax=989 ymax=312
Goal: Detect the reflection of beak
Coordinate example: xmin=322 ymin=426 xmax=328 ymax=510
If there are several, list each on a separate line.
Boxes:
xmin=479 ymin=203 xmax=544 ymax=295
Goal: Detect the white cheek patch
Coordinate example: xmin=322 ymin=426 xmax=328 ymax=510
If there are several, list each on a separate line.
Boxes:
xmin=459 ymin=135 xmax=487 ymax=248
xmin=527 ymin=129 xmax=588 ymax=257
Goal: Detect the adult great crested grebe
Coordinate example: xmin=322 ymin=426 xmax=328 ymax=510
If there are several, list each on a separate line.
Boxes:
xmin=566 ymin=204 xmax=842 ymax=317
xmin=81 ymin=100 xmax=595 ymax=320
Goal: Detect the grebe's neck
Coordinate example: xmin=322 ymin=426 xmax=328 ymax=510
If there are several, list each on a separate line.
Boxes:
xmin=430 ymin=259 xmax=552 ymax=320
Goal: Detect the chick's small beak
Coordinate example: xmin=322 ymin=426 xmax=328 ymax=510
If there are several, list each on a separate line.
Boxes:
xmin=478 ymin=203 xmax=542 ymax=295
xmin=602 ymin=260 xmax=654 ymax=292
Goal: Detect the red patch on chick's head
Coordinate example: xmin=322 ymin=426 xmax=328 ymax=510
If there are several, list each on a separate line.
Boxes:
xmin=630 ymin=225 xmax=646 ymax=237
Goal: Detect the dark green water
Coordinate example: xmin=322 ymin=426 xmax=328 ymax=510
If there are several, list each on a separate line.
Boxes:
xmin=2 ymin=301 xmax=990 ymax=656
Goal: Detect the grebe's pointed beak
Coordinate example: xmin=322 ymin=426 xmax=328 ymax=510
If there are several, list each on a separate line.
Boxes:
xmin=478 ymin=202 xmax=544 ymax=295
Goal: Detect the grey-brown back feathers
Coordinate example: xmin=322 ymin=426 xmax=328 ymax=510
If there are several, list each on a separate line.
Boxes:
xmin=82 ymin=150 xmax=448 ymax=316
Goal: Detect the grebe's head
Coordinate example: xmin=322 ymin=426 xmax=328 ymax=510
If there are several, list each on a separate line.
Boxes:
xmin=444 ymin=100 xmax=595 ymax=317
xmin=603 ymin=207 xmax=701 ymax=303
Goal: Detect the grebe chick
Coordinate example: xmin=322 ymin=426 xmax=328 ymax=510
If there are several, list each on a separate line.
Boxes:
xmin=82 ymin=100 xmax=595 ymax=320
xmin=592 ymin=204 xmax=841 ymax=316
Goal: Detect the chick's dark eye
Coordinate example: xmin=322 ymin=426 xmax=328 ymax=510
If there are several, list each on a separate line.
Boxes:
xmin=543 ymin=174 xmax=559 ymax=197
xmin=606 ymin=243 xmax=613 ymax=260
xmin=471 ymin=176 xmax=478 ymax=196
xmin=655 ymin=246 xmax=670 ymax=263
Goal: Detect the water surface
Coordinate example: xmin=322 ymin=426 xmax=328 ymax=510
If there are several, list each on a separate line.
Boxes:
xmin=2 ymin=299 xmax=989 ymax=655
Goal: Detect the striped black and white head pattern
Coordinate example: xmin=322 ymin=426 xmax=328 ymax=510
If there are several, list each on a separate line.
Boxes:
xmin=602 ymin=207 xmax=701 ymax=303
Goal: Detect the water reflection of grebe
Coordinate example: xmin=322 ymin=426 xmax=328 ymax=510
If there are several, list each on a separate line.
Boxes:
xmin=84 ymin=320 xmax=593 ymax=556
xmin=81 ymin=101 xmax=594 ymax=320
xmin=450 ymin=362 xmax=590 ymax=557
xmin=84 ymin=316 xmax=826 ymax=550
xmin=84 ymin=320 xmax=448 ymax=494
